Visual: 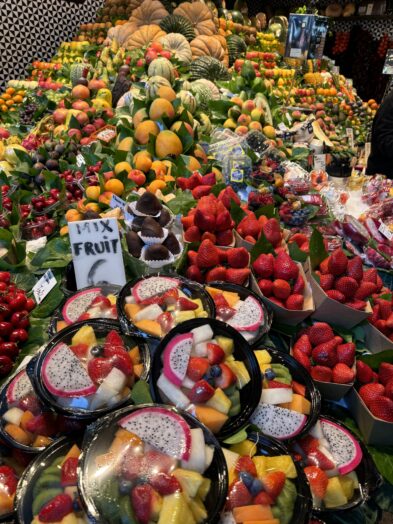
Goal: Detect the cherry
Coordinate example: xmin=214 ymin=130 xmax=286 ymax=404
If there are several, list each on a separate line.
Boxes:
xmin=0 ymin=342 xmax=19 ymax=359
xmin=0 ymin=282 xmax=8 ymax=292
xmin=0 ymin=272 xmax=10 ymax=283
xmin=0 ymin=304 xmax=12 ymax=319
xmin=9 ymin=329 xmax=28 ymax=343
xmin=0 ymin=322 xmax=12 ymax=336
xmin=8 ymin=294 xmax=27 ymax=311
xmin=25 ymin=298 xmax=35 ymax=311
xmin=10 ymin=311 xmax=29 ymax=329
xmin=0 ymin=356 xmax=13 ymax=376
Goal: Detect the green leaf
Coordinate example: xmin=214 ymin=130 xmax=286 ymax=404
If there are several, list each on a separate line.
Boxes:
xmin=210 ymin=182 xmax=226 ymax=197
xmin=250 ymin=231 xmax=274 ymax=262
xmin=288 ymin=242 xmax=308 ymax=263
xmin=13 ymin=148 xmax=33 ymax=166
xmin=208 ymin=99 xmax=235 ymax=115
xmin=255 ymin=204 xmax=277 ymax=219
xmin=122 ymin=249 xmax=147 ymax=280
xmin=230 ymin=200 xmax=246 ymax=226
xmin=174 ymin=122 xmax=194 ymax=154
xmin=358 ymin=350 xmax=393 ymax=370
xmin=31 ymin=285 xmax=64 ymax=319
xmin=223 ymin=426 xmax=249 ymax=445
xmin=309 ymin=228 xmax=328 ymax=270
xmin=374 ymin=484 xmax=393 ymax=512
xmin=30 ymin=237 xmax=71 ymax=268
xmin=166 ymin=190 xmax=196 ymax=216
xmin=130 ymin=380 xmax=152 ymax=405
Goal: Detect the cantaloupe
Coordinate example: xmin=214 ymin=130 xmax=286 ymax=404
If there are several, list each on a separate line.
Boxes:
xmin=205 ymin=287 xmax=240 ymax=307
xmin=194 ymin=406 xmax=228 ymax=433
xmin=133 ymin=364 xmax=144 ymax=377
xmin=233 ymin=504 xmax=273 ymax=522
xmin=125 ymin=303 xmax=142 ymax=321
xmin=280 ymin=393 xmax=311 ymax=415
xmin=134 ymin=319 xmax=162 ymax=338
xmin=128 ymin=346 xmax=141 ymax=364
xmin=57 ymin=320 xmax=68 ymax=332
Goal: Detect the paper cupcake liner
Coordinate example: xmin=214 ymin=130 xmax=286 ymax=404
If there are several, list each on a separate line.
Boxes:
xmin=140 ymin=245 xmax=175 ymax=269
xmin=138 ymin=228 xmax=169 ymax=246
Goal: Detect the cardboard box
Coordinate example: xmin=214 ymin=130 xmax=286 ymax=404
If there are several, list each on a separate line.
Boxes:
xmin=364 ymin=323 xmax=393 ymax=354
xmin=348 ymin=388 xmax=393 ymax=446
xmin=251 ymin=262 xmax=314 ymax=325
xmin=304 ymin=260 xmax=372 ymax=329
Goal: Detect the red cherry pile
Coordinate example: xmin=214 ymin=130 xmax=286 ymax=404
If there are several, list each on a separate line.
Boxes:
xmin=59 ymin=169 xmax=84 ymax=202
xmin=31 ymin=191 xmax=61 ymax=213
xmin=0 ymin=272 xmax=34 ymax=376
xmin=21 ymin=215 xmax=57 ymax=240
xmin=357 ymin=360 xmax=393 ymax=422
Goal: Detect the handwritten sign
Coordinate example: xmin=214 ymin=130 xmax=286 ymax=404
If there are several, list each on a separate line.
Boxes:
xmin=314 ymin=154 xmax=326 ymax=171
xmin=110 ymin=194 xmax=127 ymax=211
xmin=68 ymin=218 xmax=126 ymax=289
xmin=379 ymin=222 xmax=393 ymax=241
xmin=32 ymin=269 xmax=57 ymax=304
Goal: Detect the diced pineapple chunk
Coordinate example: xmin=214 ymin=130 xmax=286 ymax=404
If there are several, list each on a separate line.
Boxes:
xmin=230 ymin=439 xmax=257 ymax=458
xmin=173 ymin=469 xmax=204 ymax=498
xmin=264 ymin=456 xmax=297 ymax=478
xmin=254 ymin=349 xmax=272 ymax=366
xmin=215 ymin=336 xmax=234 ymax=356
xmin=71 ymin=325 xmax=97 ymax=348
xmin=157 ymin=493 xmax=196 ymax=524
xmin=197 ymin=478 xmax=211 ymax=501
xmin=206 ymin=388 xmax=231 ymax=414
xmin=226 ymin=361 xmax=251 ymax=389
xmin=174 ymin=310 xmax=196 ymax=324
xmin=323 ymin=477 xmax=348 ymax=508
xmin=339 ymin=475 xmax=355 ymax=501
xmin=252 ymin=456 xmax=266 ymax=478
xmin=107 ymin=294 xmax=117 ymax=305
xmin=189 ymin=497 xmax=208 ymax=523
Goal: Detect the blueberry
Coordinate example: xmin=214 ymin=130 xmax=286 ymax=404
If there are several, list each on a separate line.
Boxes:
xmin=72 ymin=498 xmax=81 ymax=511
xmin=202 ymin=373 xmax=215 ymax=386
xmin=250 ymin=478 xmax=263 ymax=496
xmin=239 ymin=471 xmax=254 ymax=489
xmin=119 ymin=479 xmax=133 ymax=495
xmin=265 ymin=368 xmax=276 ymax=380
xmin=90 ymin=346 xmax=103 ymax=357
xmin=210 ymin=365 xmax=222 ymax=378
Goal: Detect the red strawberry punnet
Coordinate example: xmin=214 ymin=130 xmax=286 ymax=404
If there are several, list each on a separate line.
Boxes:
xmin=226 ymin=247 xmax=249 ymax=269
xmin=359 ymin=383 xmax=385 ymax=407
xmin=272 ymin=280 xmax=291 ymax=300
xmin=184 ymin=226 xmax=201 ymax=243
xmin=346 ymin=256 xmax=363 ymax=282
xmin=319 ymin=273 xmax=335 ymax=291
xmin=379 ymin=362 xmax=393 ymax=385
xmin=258 ymin=279 xmax=273 ymax=297
xmin=263 ymin=218 xmax=282 ymax=247
xmin=196 ymin=240 xmax=220 ymax=269
xmin=292 ymin=349 xmax=311 ymax=371
xmin=385 ymin=380 xmax=393 ymax=400
xmin=273 ymin=252 xmax=299 ymax=281
xmin=206 ymin=267 xmax=227 ymax=282
xmin=286 ymin=294 xmax=304 ymax=310
xmin=355 ymin=282 xmax=377 ymax=300
xmin=186 ymin=265 xmax=203 ymax=283
xmin=326 ymin=290 xmax=346 ymax=303
xmin=293 ymin=274 xmax=305 ymax=294
xmin=334 ymin=277 xmax=359 ymax=299
xmin=312 ymin=340 xmax=338 ymax=368
xmin=226 ymin=268 xmax=250 ymax=286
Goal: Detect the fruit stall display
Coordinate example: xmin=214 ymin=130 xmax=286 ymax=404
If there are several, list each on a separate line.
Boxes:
xmin=0 ymin=0 xmax=393 ymax=521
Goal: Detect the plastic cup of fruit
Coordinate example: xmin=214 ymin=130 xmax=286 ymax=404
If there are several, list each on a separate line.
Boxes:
xmin=20 ymin=215 xmax=58 ymax=241
xmin=0 ymin=440 xmax=26 ymax=522
xmin=78 ymin=404 xmax=228 ymax=524
xmin=222 ymin=431 xmax=312 ymax=524
xmin=117 ymin=274 xmax=215 ymax=340
xmin=48 ymin=284 xmax=122 ymax=337
xmin=150 ymin=318 xmax=262 ymax=440
xmin=289 ymin=415 xmax=382 ymax=515
xmin=206 ymin=281 xmax=272 ymax=348
xmin=15 ymin=437 xmax=86 ymax=524
xmin=249 ymin=348 xmax=321 ymax=442
xmin=31 ymin=319 xmax=151 ymax=420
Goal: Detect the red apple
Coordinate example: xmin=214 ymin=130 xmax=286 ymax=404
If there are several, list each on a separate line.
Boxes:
xmin=53 ymin=108 xmax=68 ymax=125
xmin=76 ymin=112 xmax=89 ymax=126
xmin=93 ymin=118 xmax=106 ymax=130
xmin=0 ymin=128 xmax=10 ymax=139
xmin=80 ymin=137 xmax=91 ymax=145
xmin=103 ymin=171 xmax=114 ymax=181
xmin=68 ymin=129 xmax=82 ymax=141
xmin=72 ymin=100 xmax=90 ymax=111
xmin=127 ymin=169 xmax=146 ymax=186
xmin=82 ymin=124 xmax=96 ymax=136
xmin=145 ymin=49 xmax=158 ymax=64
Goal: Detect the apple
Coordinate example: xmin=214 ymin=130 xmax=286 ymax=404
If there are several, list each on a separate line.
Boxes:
xmin=248 ymin=121 xmax=262 ymax=131
xmin=88 ymin=79 xmax=107 ymax=91
xmin=150 ymin=42 xmax=163 ymax=52
xmin=127 ymin=169 xmax=146 ymax=186
xmin=53 ymin=108 xmax=68 ymax=125
xmin=72 ymin=100 xmax=90 ymax=111
xmin=68 ymin=129 xmax=82 ymax=141
xmin=93 ymin=118 xmax=106 ymax=130
xmin=76 ymin=112 xmax=89 ymax=126
xmin=237 ymin=114 xmax=251 ymax=125
xmin=82 ymin=124 xmax=96 ymax=136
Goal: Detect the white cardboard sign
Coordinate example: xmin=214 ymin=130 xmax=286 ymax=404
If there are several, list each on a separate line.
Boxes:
xmin=68 ymin=218 xmax=126 ymax=289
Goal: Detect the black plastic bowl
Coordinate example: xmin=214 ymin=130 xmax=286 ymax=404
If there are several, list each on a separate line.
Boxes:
xmin=78 ymin=403 xmax=228 ymax=524
xmin=150 ymin=318 xmax=262 ymax=441
xmin=48 ymin=284 xmax=122 ymax=337
xmin=30 ymin=319 xmax=151 ymax=420
xmin=253 ymin=347 xmax=321 ymax=443
xmin=117 ymin=273 xmax=216 ymax=339
xmin=207 ymin=281 xmax=272 ymax=348
xmin=15 ymin=437 xmax=81 ymax=524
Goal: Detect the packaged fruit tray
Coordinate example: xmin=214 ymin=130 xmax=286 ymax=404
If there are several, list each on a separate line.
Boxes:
xmin=250 ymin=348 xmax=321 ymax=442
xmin=0 ymin=440 xmax=29 ymax=522
xmin=118 ymin=274 xmax=215 ymax=340
xmin=78 ymin=404 xmax=228 ymax=524
xmin=29 ymin=320 xmax=150 ymax=419
xmin=15 ymin=437 xmax=86 ymax=524
xmin=221 ymin=432 xmax=312 ymax=524
xmin=150 ymin=318 xmax=262 ymax=440
xmin=206 ymin=281 xmax=272 ymax=348
xmin=290 ymin=416 xmax=382 ymax=515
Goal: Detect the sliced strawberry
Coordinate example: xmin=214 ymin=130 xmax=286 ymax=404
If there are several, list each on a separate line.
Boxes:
xmin=298 ymin=435 xmax=319 ymax=454
xmin=188 ymin=380 xmax=215 ymax=403
xmin=70 ymin=343 xmax=89 ymax=359
xmin=150 ymin=473 xmax=182 ymax=495
xmin=262 ymin=471 xmax=286 ymax=501
xmin=206 ymin=343 xmax=225 ymax=365
xmin=215 ymin=363 xmax=237 ymax=389
xmin=87 ymin=357 xmax=113 ymax=384
xmin=112 ymin=352 xmax=133 ymax=376
xmin=25 ymin=413 xmax=56 ymax=437
xmin=38 ymin=494 xmax=73 ymax=523
xmin=226 ymin=268 xmax=251 ymax=285
xmin=227 ymin=480 xmax=252 ymax=510
xmin=162 ymin=288 xmax=179 ymax=305
xmin=304 ymin=466 xmax=328 ymax=499
xmin=103 ymin=330 xmax=125 ymax=357
xmin=157 ymin=312 xmax=173 ymax=334
xmin=235 ymin=456 xmax=257 ymax=476
xmin=131 ymin=484 xmax=155 ymax=524
xmin=91 ymin=295 xmax=111 ymax=309
xmin=176 ymin=297 xmax=198 ymax=311
xmin=293 ymin=334 xmax=312 ymax=356
xmin=253 ymin=491 xmax=274 ymax=505
xmin=187 ymin=357 xmax=210 ymax=381
xmin=307 ymin=449 xmax=335 ymax=470
xmin=61 ymin=457 xmax=78 ymax=486
xmin=0 ymin=466 xmax=17 ymax=495
xmin=268 ymin=380 xmax=291 ymax=389
xmin=292 ymin=380 xmax=306 ymax=396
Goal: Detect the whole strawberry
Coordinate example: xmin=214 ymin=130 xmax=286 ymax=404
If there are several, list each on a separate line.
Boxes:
xmin=337 ymin=343 xmax=355 ymax=367
xmin=263 ymin=218 xmax=282 ymax=247
xmin=196 ymin=239 xmax=219 ymax=269
xmin=312 ymin=339 xmax=338 ymax=368
xmin=359 ymin=383 xmax=385 ymax=407
xmin=334 ymin=276 xmax=358 ymax=299
xmin=226 ymin=247 xmax=249 ymax=269
xmin=253 ymin=253 xmax=274 ymax=278
xmin=286 ymin=294 xmax=304 ymax=310
xmin=328 ymin=248 xmax=348 ymax=276
xmin=39 ymin=494 xmax=73 ymax=522
xmin=379 ymin=362 xmax=393 ymax=385
xmin=346 ymin=256 xmax=363 ymax=282
xmin=332 ymin=363 xmax=355 ymax=384
xmin=309 ymin=322 xmax=335 ymax=346
xmin=369 ymin=396 xmax=393 ymax=422
xmin=311 ymin=365 xmax=333 ymax=382
xmin=356 ymin=361 xmax=373 ymax=384
xmin=273 ymin=252 xmax=299 ymax=281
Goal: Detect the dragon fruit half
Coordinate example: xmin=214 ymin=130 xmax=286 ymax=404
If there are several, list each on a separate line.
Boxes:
xmin=250 ymin=403 xmax=307 ymax=440
xmin=320 ymin=418 xmax=362 ymax=475
xmin=62 ymin=288 xmax=102 ymax=325
xmin=227 ymin=296 xmax=264 ymax=332
xmin=132 ymin=276 xmax=179 ymax=303
xmin=6 ymin=370 xmax=33 ymax=405
xmin=163 ymin=333 xmax=193 ymax=386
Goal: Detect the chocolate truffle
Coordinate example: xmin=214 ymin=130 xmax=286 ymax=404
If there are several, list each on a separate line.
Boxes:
xmin=163 ymin=232 xmax=181 ymax=255
xmin=144 ymin=244 xmax=170 ymax=261
xmin=141 ymin=216 xmax=164 ymax=239
xmin=136 ymin=192 xmax=162 ymax=216
xmin=126 ymin=230 xmax=143 ymax=258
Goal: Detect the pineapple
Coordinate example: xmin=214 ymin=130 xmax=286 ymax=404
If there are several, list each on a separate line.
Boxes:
xmin=174 ymin=310 xmax=196 ymax=323
xmin=206 ymin=388 xmax=231 ymax=414
xmin=252 ymin=456 xmax=266 ymax=478
xmin=226 ymin=361 xmax=251 ymax=388
xmin=172 ymin=469 xmax=204 ymax=498
xmin=264 ymin=456 xmax=297 ymax=479
xmin=189 ymin=497 xmax=207 ymax=523
xmin=323 ymin=477 xmax=348 ymax=508
xmin=339 ymin=475 xmax=355 ymax=500
xmin=157 ymin=493 xmax=196 ymax=524
xmin=107 ymin=294 xmax=117 ymax=305
xmin=197 ymin=478 xmax=211 ymax=501
xmin=215 ymin=336 xmax=234 ymax=356
xmin=71 ymin=325 xmax=97 ymax=348
xmin=230 ymin=439 xmax=257 ymax=458
xmin=254 ymin=349 xmax=272 ymax=366
xmin=191 ymin=298 xmax=203 ymax=315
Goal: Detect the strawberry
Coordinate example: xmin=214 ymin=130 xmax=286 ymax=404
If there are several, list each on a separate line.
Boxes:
xmin=181 ymin=215 xmax=194 ymax=229
xmin=149 ymin=473 xmax=182 ymax=496
xmin=87 ymin=357 xmax=113 ymax=384
xmin=196 ymin=240 xmax=219 ymax=269
xmin=312 ymin=340 xmax=338 ymax=368
xmin=311 ymin=365 xmax=332 ymax=382
xmin=376 ymin=275 xmax=384 ymax=292
xmin=215 ymin=363 xmax=236 ymax=389
xmin=258 ymin=279 xmax=273 ymax=297
xmin=386 ymin=313 xmax=393 ymax=329
xmin=334 ymin=335 xmax=344 ymax=345
xmin=131 ymin=484 xmax=155 ymax=524
xmin=184 ymin=226 xmax=201 ymax=242
xmin=104 ymin=330 xmax=125 ymax=357
xmin=364 ymin=268 xmax=378 ymax=284
xmin=157 ymin=311 xmax=174 ymax=335
xmin=0 ymin=466 xmax=16 ymax=496
xmin=262 ymin=471 xmax=286 ymax=501
xmin=227 ymin=480 xmax=252 ymax=510
xmin=356 ymin=361 xmax=374 ymax=384
xmin=298 ymin=435 xmax=319 ymax=454
xmin=38 ymin=494 xmax=73 ymax=523
xmin=345 ymin=299 xmax=367 ymax=311
xmin=369 ymin=396 xmax=393 ymax=422
xmin=335 ymin=276 xmax=358 ymax=299
xmin=218 ymin=186 xmax=240 ymax=210
xmin=307 ymin=450 xmax=335 ymax=471
xmin=337 ymin=343 xmax=355 ymax=367
xmin=273 ymin=252 xmax=299 ymax=281
xmin=194 ymin=209 xmax=216 ymax=232
xmin=319 ymin=257 xmax=330 ymax=275
xmin=290 ymin=233 xmax=308 ymax=247
xmin=216 ymin=209 xmax=232 ymax=232
xmin=213 ymin=293 xmax=230 ymax=309
xmin=235 ymin=456 xmax=257 ymax=476
xmin=216 ymin=229 xmax=234 ymax=246
xmin=375 ymin=299 xmax=392 ymax=320
xmin=187 ymin=357 xmax=210 ymax=381
xmin=70 ymin=343 xmax=89 ymax=359
xmin=187 ymin=250 xmax=198 ymax=266
xmin=61 ymin=457 xmax=78 ymax=486
xmin=355 ymin=281 xmax=377 ymax=300
xmin=177 ymin=297 xmax=198 ymax=311
xmin=201 ymin=172 xmax=216 ymax=185
xmin=346 ymin=256 xmax=363 ymax=282
xmin=379 ymin=362 xmax=393 ymax=385
xmin=319 ymin=273 xmax=335 ymax=291
xmin=206 ymin=266 xmax=227 ymax=282
xmin=112 ymin=352 xmax=133 ymax=376
xmin=206 ymin=343 xmax=225 ymax=364
xmin=292 ymin=380 xmax=306 ymax=396
xmin=188 ymin=380 xmax=215 ymax=403
xmin=385 ymin=379 xmax=393 ymax=400
xmin=326 ymin=289 xmax=346 ymax=302
xmin=268 ymin=380 xmax=292 ymax=389
xmin=25 ymin=413 xmax=55 ymax=436
xmin=263 ymin=218 xmax=282 ymax=247
xmin=201 ymin=231 xmax=216 ymax=243
xmin=177 ymin=177 xmax=190 ymax=190
xmin=269 ymin=297 xmax=285 ymax=308
xmin=272 ymin=279 xmax=291 ymax=300
xmin=359 ymin=383 xmax=385 ymax=407
xmin=328 ymin=248 xmax=348 ymax=276
xmin=286 ymin=294 xmax=304 ymax=310
xmin=304 ymin=466 xmax=328 ymax=499
xmin=218 ymin=249 xmax=227 ymax=263
xmin=244 ymin=235 xmax=256 ymax=244
xmin=309 ymin=322 xmax=335 ymax=346
xmin=192 ymin=185 xmax=211 ymax=199
xmin=91 ymin=295 xmax=111 ymax=309
xmin=252 ymin=253 xmax=274 ymax=278
xmin=226 ymin=247 xmax=249 ymax=269
xmin=369 ymin=304 xmax=380 ymax=325
xmin=226 ymin=268 xmax=250 ymax=285
xmin=240 ymin=218 xmax=260 ymax=239
xmin=186 ymin=265 xmax=204 ymax=283
xmin=293 ymin=274 xmax=305 ymax=294
xmin=253 ymin=491 xmax=274 ymax=505
xmin=187 ymin=172 xmax=203 ymax=189
xmin=293 ymin=334 xmax=312 ymax=356
xmin=292 ymin=349 xmax=311 ymax=371
xmin=375 ymin=319 xmax=389 ymax=335
xmin=332 ymin=363 xmax=355 ymax=384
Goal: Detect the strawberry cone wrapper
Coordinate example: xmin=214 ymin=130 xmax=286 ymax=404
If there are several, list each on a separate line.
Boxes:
xmin=364 ymin=323 xmax=393 ymax=354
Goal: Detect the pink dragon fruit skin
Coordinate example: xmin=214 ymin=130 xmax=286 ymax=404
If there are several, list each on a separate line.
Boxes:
xmin=163 ymin=333 xmax=194 ymax=386
xmin=227 ymin=296 xmax=264 ymax=332
xmin=365 ymin=218 xmax=387 ymax=245
xmin=6 ymin=370 xmax=33 ymax=405
xmin=250 ymin=403 xmax=307 ymax=440
xmin=320 ymin=419 xmax=362 ymax=475
xmin=62 ymin=288 xmax=102 ymax=325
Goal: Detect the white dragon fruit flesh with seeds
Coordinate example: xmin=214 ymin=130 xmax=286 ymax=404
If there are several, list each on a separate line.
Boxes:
xmin=163 ymin=332 xmax=193 ymax=386
xmin=250 ymin=403 xmax=307 ymax=440
xmin=6 ymin=370 xmax=33 ymax=405
xmin=181 ymin=427 xmax=207 ymax=474
xmin=119 ymin=406 xmax=192 ymax=460
xmin=227 ymin=296 xmax=264 ymax=332
xmin=132 ymin=276 xmax=179 ymax=303
xmin=42 ymin=343 xmax=97 ymax=398
xmin=62 ymin=288 xmax=102 ymax=324
xmin=320 ymin=418 xmax=362 ymax=475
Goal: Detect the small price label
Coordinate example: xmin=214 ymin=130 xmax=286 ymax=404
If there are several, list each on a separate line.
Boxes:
xmin=379 ymin=222 xmax=393 ymax=241
xmin=110 ymin=194 xmax=127 ymax=211
xmin=96 ymin=127 xmax=116 ymax=143
xmin=346 ymin=128 xmax=354 ymax=148
xmin=32 ymin=269 xmax=57 ymax=304
xmin=314 ymin=154 xmax=326 ymax=171
xmin=76 ymin=154 xmax=85 ymax=167
xmin=366 ymin=3 xmax=374 ymax=14
xmin=278 ymin=122 xmax=287 ymax=131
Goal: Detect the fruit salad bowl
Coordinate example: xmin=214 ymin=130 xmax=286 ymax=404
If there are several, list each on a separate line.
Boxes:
xmin=150 ymin=318 xmax=262 ymax=440
xmin=290 ymin=416 xmax=382 ymax=515
xmin=250 ymin=348 xmax=321 ymax=442
xmin=78 ymin=404 xmax=228 ymax=524
xmin=221 ymin=432 xmax=312 ymax=524
xmin=31 ymin=320 xmax=151 ymax=420
xmin=117 ymin=274 xmax=215 ymax=340
xmin=205 ymin=282 xmax=272 ymax=348
xmin=0 ymin=441 xmax=28 ymax=522
xmin=0 ymin=368 xmax=85 ymax=453
xmin=15 ymin=437 xmax=86 ymax=524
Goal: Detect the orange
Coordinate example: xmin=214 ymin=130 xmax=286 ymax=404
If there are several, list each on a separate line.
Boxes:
xmin=13 ymin=95 xmax=23 ymax=103
xmin=5 ymin=87 xmax=15 ymax=95
xmin=65 ymin=209 xmax=83 ymax=222
xmin=133 ymin=152 xmax=152 ymax=173
xmin=2 ymin=94 xmax=11 ymax=101
xmin=5 ymin=100 xmax=14 ymax=106
xmin=60 ymin=226 xmax=69 ymax=236
xmin=85 ymin=202 xmax=101 ymax=213
xmin=148 ymin=179 xmax=166 ymax=193
xmin=17 ymin=90 xmax=26 ymax=96
xmin=105 ymin=178 xmax=124 ymax=196
xmin=86 ymin=186 xmax=101 ymax=201
xmin=1 ymin=106 xmax=7 ymax=113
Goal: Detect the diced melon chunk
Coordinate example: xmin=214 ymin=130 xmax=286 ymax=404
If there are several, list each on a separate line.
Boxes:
xmin=134 ymin=319 xmax=162 ymax=337
xmin=280 ymin=393 xmax=311 ymax=415
xmin=124 ymin=303 xmax=141 ymax=321
xmin=194 ymin=405 xmax=228 ymax=434
xmin=233 ymin=504 xmax=273 ymax=522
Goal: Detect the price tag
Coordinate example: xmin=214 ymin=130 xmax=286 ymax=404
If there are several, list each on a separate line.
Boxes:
xmin=32 ymin=269 xmax=57 ymax=304
xmin=346 ymin=128 xmax=354 ymax=148
xmin=95 ymin=127 xmax=116 ymax=143
xmin=278 ymin=122 xmax=287 ymax=131
xmin=379 ymin=222 xmax=393 ymax=241
xmin=110 ymin=194 xmax=127 ymax=211
xmin=76 ymin=154 xmax=85 ymax=167
xmin=314 ymin=154 xmax=326 ymax=171
xmin=291 ymin=48 xmax=303 ymax=58
xmin=366 ymin=3 xmax=374 ymax=14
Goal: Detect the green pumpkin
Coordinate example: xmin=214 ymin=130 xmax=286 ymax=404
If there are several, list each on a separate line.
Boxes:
xmin=159 ymin=14 xmax=196 ymax=41
xmin=190 ymin=56 xmax=230 ymax=82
